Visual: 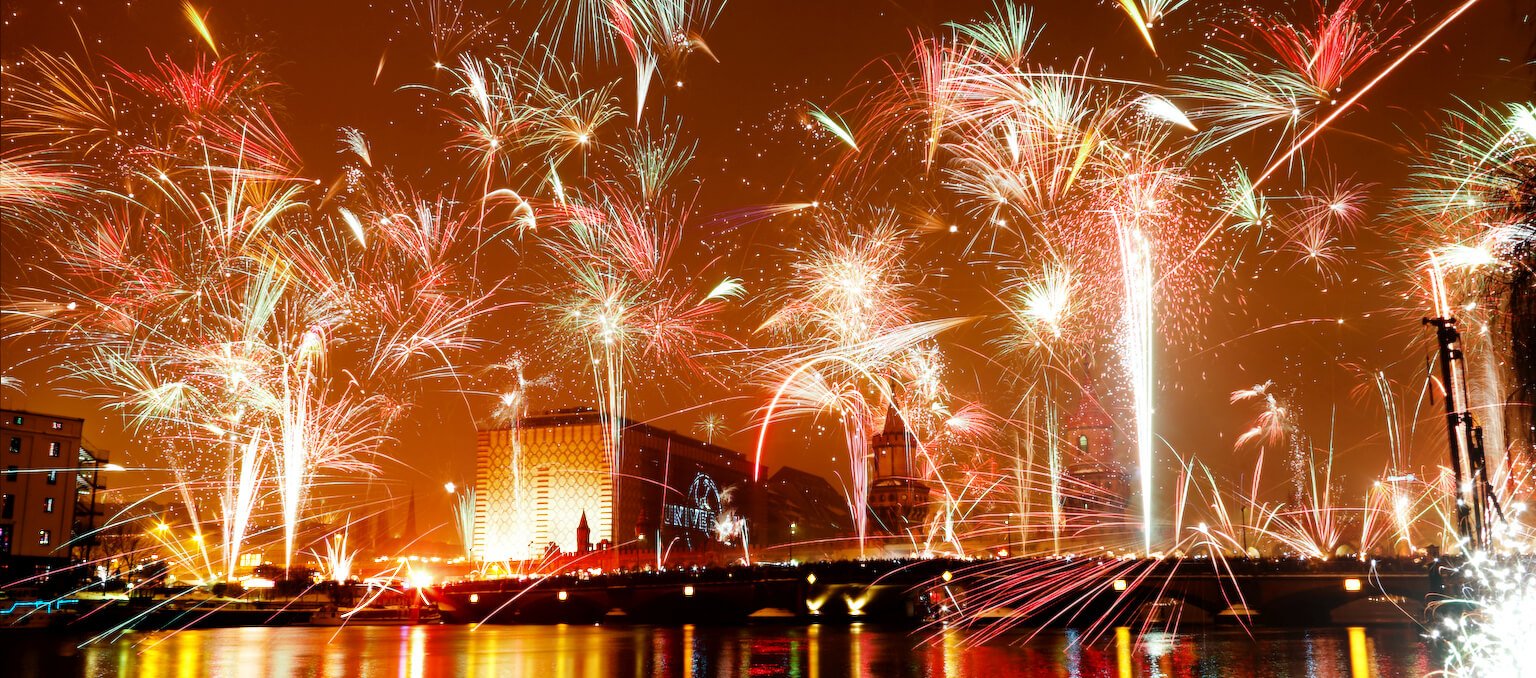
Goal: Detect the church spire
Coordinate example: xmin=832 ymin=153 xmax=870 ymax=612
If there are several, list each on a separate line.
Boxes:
xmin=576 ymin=510 xmax=592 ymax=554
xmin=882 ymin=402 xmax=907 ymax=435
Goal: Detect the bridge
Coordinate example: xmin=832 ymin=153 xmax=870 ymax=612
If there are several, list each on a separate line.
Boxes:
xmin=430 ymin=557 xmax=1440 ymax=627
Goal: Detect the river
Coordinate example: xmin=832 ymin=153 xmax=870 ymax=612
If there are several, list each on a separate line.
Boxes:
xmin=5 ymin=623 xmax=1437 ymax=677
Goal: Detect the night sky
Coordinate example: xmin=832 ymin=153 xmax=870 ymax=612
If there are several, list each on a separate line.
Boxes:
xmin=3 ymin=0 xmax=1533 ymax=536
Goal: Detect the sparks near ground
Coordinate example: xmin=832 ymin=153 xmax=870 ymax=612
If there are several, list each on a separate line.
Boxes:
xmin=1 ymin=1 xmax=1533 ymax=671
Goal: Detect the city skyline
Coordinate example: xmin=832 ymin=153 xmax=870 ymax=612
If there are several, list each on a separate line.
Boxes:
xmin=4 ymin=0 xmax=1530 ymax=538
xmin=2 ymin=1 xmax=1534 ymax=672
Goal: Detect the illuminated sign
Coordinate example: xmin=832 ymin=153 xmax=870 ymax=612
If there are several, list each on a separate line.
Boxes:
xmin=664 ymin=473 xmax=720 ymax=534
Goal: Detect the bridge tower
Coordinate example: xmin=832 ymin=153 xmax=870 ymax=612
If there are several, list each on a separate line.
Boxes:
xmin=868 ymin=404 xmax=932 ymax=535
xmin=1061 ymin=371 xmax=1132 ymax=547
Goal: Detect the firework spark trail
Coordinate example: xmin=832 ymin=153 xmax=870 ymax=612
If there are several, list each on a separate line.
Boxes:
xmin=1253 ymin=0 xmax=1480 ymax=190
xmin=809 ymin=105 xmax=860 ymax=152
xmin=1429 ymin=254 xmax=1483 ymax=536
xmin=536 ymin=181 xmax=740 ymax=535
xmin=1400 ymin=104 xmax=1536 ymax=509
xmin=181 ymin=2 xmax=219 ymax=56
xmin=693 ymin=411 xmax=726 ymax=443
xmin=1045 ymin=399 xmax=1062 ymax=554
xmin=4 ymin=0 xmax=1534 ymax=650
xmin=1 ymin=43 xmax=501 ymax=574
xmin=1437 ymin=547 xmax=1536 ymax=676
xmin=219 ymin=431 xmax=262 ymax=580
xmin=1165 ymin=0 xmax=1483 ymax=285
xmin=1114 ymin=0 xmax=1191 ymax=56
xmin=1117 ymin=223 xmax=1156 ymax=554
xmin=1 ymin=0 xmax=724 ymax=590
xmin=318 ymin=527 xmax=356 ymax=583
xmin=788 ymin=0 xmax=1289 ymax=572
xmin=751 ymin=215 xmax=944 ymax=553
xmin=478 ymin=362 xmax=530 ymax=562
xmin=411 ymin=38 xmax=744 ymax=558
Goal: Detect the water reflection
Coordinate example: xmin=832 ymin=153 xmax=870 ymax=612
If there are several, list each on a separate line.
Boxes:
xmin=1349 ymin=626 xmax=1371 ymax=678
xmin=808 ymin=619 xmax=820 ymax=678
xmin=0 ymin=623 xmax=1436 ymax=677
xmin=1111 ymin=627 xmax=1128 ymax=677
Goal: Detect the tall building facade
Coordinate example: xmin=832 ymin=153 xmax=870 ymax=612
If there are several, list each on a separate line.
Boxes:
xmin=473 ymin=408 xmax=758 ymax=563
xmin=0 ymin=409 xmax=108 ymax=577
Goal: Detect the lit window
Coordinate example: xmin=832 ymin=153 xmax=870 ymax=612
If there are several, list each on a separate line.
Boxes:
xmin=51 ymin=422 xmax=63 ymax=431
xmin=49 ymin=442 xmax=61 ymax=457
xmin=43 ymin=497 xmax=54 ymax=513
xmin=38 ymin=530 xmax=51 ymax=546
xmin=46 ymin=470 xmax=58 ymax=485
xmin=11 ymin=416 xmax=22 ymax=425
xmin=1078 ymin=435 xmax=1089 ymax=452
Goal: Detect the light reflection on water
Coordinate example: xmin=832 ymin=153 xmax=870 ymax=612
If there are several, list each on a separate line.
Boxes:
xmin=6 ymin=624 xmax=1436 ymax=677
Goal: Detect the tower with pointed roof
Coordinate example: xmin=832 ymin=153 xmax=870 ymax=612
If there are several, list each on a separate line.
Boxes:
xmin=575 ymin=510 xmax=591 ymax=554
xmin=1064 ymin=370 xmax=1116 ymax=465
xmin=868 ymin=404 xmax=932 ymax=535
xmin=1061 ymin=369 xmax=1132 ymax=543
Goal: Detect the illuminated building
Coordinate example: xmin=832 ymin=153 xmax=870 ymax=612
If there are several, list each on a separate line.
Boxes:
xmin=472 ymin=408 xmax=759 ymax=563
xmin=0 ymin=409 xmax=108 ymax=582
xmin=868 ymin=405 xmax=933 ymax=536
xmin=1061 ymin=373 xmax=1132 ymax=546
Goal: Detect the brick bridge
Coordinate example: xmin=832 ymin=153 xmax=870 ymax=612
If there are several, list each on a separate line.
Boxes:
xmin=431 ymin=557 xmax=1439 ymax=627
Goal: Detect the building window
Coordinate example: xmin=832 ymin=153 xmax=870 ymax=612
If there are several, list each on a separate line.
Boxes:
xmin=1 ymin=494 xmax=12 ymax=519
xmin=46 ymin=470 xmax=58 ymax=485
xmin=43 ymin=497 xmax=55 ymax=513
xmin=51 ymin=421 xmax=63 ymax=431
xmin=1078 ymin=435 xmax=1089 ymax=452
xmin=11 ymin=416 xmax=22 ymax=425
xmin=49 ymin=441 xmax=61 ymax=457
xmin=38 ymin=529 xmax=51 ymax=546
xmin=5 ymin=466 xmax=15 ymax=482
xmin=7 ymin=437 xmax=18 ymax=453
